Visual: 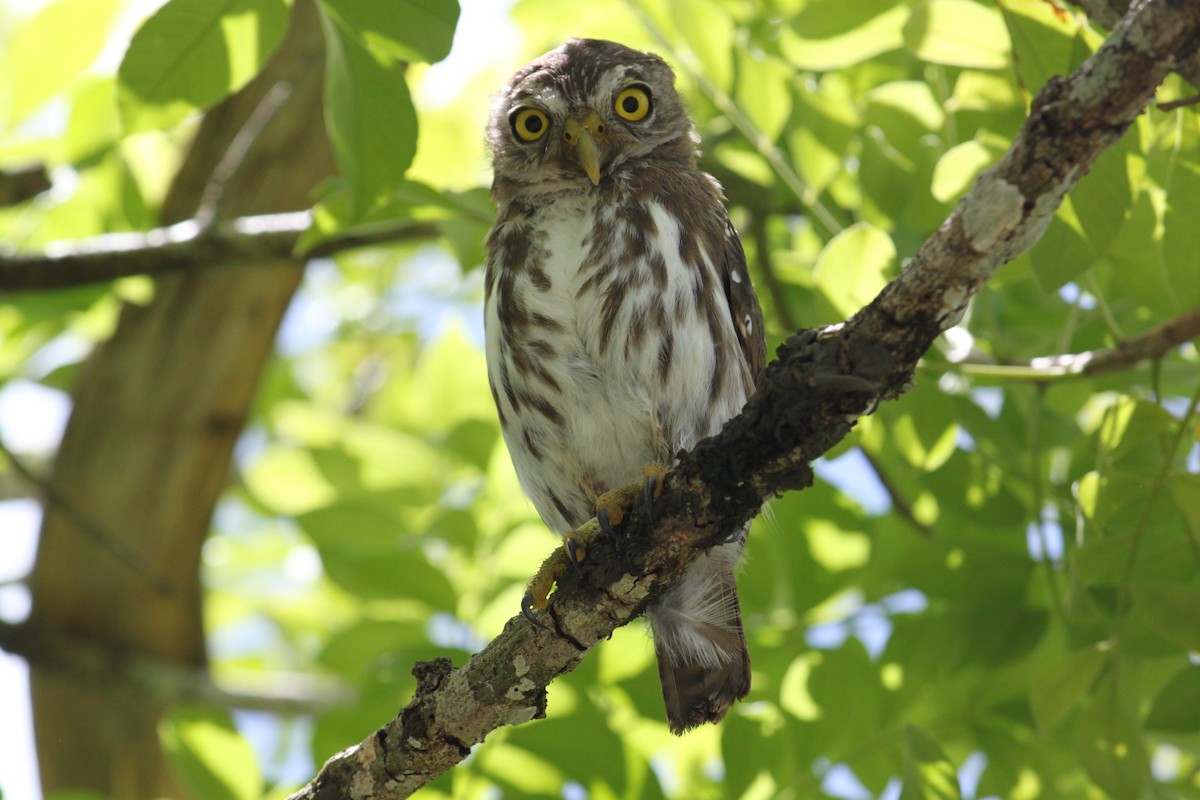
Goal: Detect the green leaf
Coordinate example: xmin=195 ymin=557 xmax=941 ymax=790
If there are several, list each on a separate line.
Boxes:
xmin=1097 ymin=397 xmax=1174 ymax=464
xmin=865 ymin=81 xmax=945 ymax=143
xmin=1132 ymin=583 xmax=1200 ymax=651
xmin=736 ymin=51 xmax=792 ymax=144
xmin=320 ymin=545 xmax=457 ymax=608
xmin=2 ymin=0 xmax=122 ymax=126
xmin=1029 ymin=197 xmax=1093 ymax=291
xmin=1073 ymin=675 xmax=1148 ymax=800
xmin=900 ymin=725 xmax=962 ymax=800
xmin=1162 ymin=160 xmax=1200 ymax=311
xmin=671 ymin=0 xmax=734 ymax=91
xmin=1029 ymin=645 xmax=1107 ymax=734
xmin=63 ymin=78 xmax=121 ymax=163
xmin=904 ymin=0 xmax=1010 ymax=69
xmin=932 ymin=140 xmax=998 ymax=203
xmin=1001 ymin=0 xmax=1088 ymax=94
xmin=317 ymin=1 xmax=419 ymax=219
xmin=780 ymin=0 xmax=907 ymax=71
xmin=1069 ymin=135 xmax=1137 ymax=261
xmin=118 ymin=0 xmax=292 ymax=132
xmin=951 ymin=71 xmax=1020 ymax=112
xmin=317 ymin=0 xmax=460 ymax=64
xmin=790 ymin=82 xmax=858 ymax=195
xmin=1172 ymin=474 xmax=1200 ymax=532
xmin=297 ymin=500 xmax=406 ymax=553
xmin=244 ymin=446 xmax=338 ymax=515
xmin=317 ymin=618 xmax=430 ymax=677
xmin=159 ymin=708 xmax=262 ymax=800
xmin=890 ymin=380 xmax=958 ymax=471
xmin=814 ymin=222 xmax=895 ymax=319
xmin=1144 ymin=667 xmax=1200 ymax=733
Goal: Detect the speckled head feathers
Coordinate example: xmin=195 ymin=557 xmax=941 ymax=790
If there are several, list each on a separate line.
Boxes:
xmin=487 ymin=39 xmax=697 ymax=196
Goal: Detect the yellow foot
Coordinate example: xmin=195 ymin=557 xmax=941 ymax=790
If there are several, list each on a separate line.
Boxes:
xmin=595 ymin=463 xmax=668 ymax=533
xmin=522 ymin=526 xmax=597 ymax=627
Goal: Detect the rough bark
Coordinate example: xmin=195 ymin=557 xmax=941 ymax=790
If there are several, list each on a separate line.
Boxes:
xmin=28 ymin=1 xmax=334 ymax=797
xmin=288 ymin=1 xmax=1200 ymax=797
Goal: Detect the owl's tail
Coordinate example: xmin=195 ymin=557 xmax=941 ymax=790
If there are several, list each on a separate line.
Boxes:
xmin=648 ymin=539 xmax=750 ymax=734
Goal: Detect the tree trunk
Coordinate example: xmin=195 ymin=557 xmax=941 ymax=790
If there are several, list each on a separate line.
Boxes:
xmin=29 ymin=1 xmax=333 ymax=795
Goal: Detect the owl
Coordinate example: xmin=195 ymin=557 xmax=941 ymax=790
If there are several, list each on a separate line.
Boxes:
xmin=483 ymin=38 xmax=766 ymax=734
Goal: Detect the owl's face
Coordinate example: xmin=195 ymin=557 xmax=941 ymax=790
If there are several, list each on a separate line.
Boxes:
xmin=488 ymin=39 xmax=695 ymax=195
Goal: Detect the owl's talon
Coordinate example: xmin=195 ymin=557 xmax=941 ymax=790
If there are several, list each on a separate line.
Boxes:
xmin=597 ymin=507 xmax=616 ymax=537
xmin=565 ymin=534 xmax=585 ymax=571
xmin=643 ymin=475 xmax=658 ymax=515
xmin=521 ymin=593 xmax=550 ymax=630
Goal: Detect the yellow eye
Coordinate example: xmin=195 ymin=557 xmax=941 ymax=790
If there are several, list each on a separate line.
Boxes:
xmin=512 ymin=108 xmax=549 ymax=141
xmin=614 ymin=85 xmax=652 ymax=121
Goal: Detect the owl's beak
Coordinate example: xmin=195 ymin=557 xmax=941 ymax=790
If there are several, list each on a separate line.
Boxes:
xmin=564 ymin=111 xmax=606 ymax=186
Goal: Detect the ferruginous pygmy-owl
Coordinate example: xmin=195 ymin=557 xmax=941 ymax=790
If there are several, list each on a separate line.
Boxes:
xmin=483 ymin=38 xmax=766 ymax=734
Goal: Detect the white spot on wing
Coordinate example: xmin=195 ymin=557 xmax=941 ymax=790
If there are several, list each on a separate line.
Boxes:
xmin=731 ymin=271 xmax=742 ymax=283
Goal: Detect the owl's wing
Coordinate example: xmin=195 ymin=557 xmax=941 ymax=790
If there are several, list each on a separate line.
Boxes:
xmin=721 ymin=221 xmax=768 ymax=388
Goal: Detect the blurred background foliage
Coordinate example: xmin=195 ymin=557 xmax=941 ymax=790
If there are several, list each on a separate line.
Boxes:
xmin=1 ymin=0 xmax=1199 ymax=798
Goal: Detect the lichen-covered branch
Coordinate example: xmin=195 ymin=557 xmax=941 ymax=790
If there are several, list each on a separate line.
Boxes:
xmin=287 ymin=2 xmax=1200 ymax=798
xmin=1075 ymin=0 xmax=1200 ymax=87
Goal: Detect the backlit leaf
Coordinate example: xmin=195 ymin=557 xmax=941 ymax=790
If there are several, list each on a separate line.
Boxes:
xmin=317 ymin=0 xmax=460 ymax=64
xmin=118 ymin=0 xmax=292 ymax=132
xmin=932 ymin=140 xmax=997 ymax=202
xmin=904 ymin=0 xmax=1010 ymax=69
xmin=900 ymin=725 xmax=961 ymax=800
xmin=780 ymin=0 xmax=907 ymax=71
xmin=1074 ymin=675 xmax=1148 ymax=800
xmin=1132 ymin=583 xmax=1200 ymax=651
xmin=1144 ymin=667 xmax=1200 ymax=733
xmin=1029 ymin=646 xmax=1106 ymax=734
xmin=317 ymin=1 xmax=419 ymax=218
xmin=160 ymin=709 xmax=262 ymax=800
xmin=2 ymin=0 xmax=122 ymax=126
xmin=814 ymin=222 xmax=895 ymax=319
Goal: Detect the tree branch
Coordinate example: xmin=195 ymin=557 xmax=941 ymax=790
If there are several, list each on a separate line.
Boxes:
xmin=0 ymin=620 xmax=352 ymax=715
xmin=288 ymin=1 xmax=1200 ymax=798
xmin=0 ymin=165 xmax=50 ymax=208
xmin=0 ymin=212 xmax=441 ymax=292
xmin=927 ymin=305 xmax=1200 ymax=381
xmin=1074 ymin=0 xmax=1200 ymax=88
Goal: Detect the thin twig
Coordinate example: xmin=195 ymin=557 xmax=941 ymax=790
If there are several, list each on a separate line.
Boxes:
xmin=196 ymin=81 xmax=294 ymax=227
xmin=1158 ymin=93 xmax=1200 ymax=112
xmin=924 ymin=305 xmax=1200 ymax=382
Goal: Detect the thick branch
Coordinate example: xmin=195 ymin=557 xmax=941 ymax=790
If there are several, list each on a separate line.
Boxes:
xmin=1075 ymin=0 xmax=1200 ymax=87
xmin=0 ymin=620 xmax=351 ymax=715
xmin=0 ymin=213 xmax=440 ymax=292
xmin=288 ymin=2 xmax=1200 ymax=798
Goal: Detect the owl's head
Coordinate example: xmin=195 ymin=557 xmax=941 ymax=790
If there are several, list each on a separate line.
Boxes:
xmin=488 ymin=39 xmax=696 ymax=195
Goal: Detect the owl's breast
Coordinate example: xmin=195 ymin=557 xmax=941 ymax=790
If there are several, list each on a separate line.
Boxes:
xmin=484 ymin=189 xmax=749 ymax=532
